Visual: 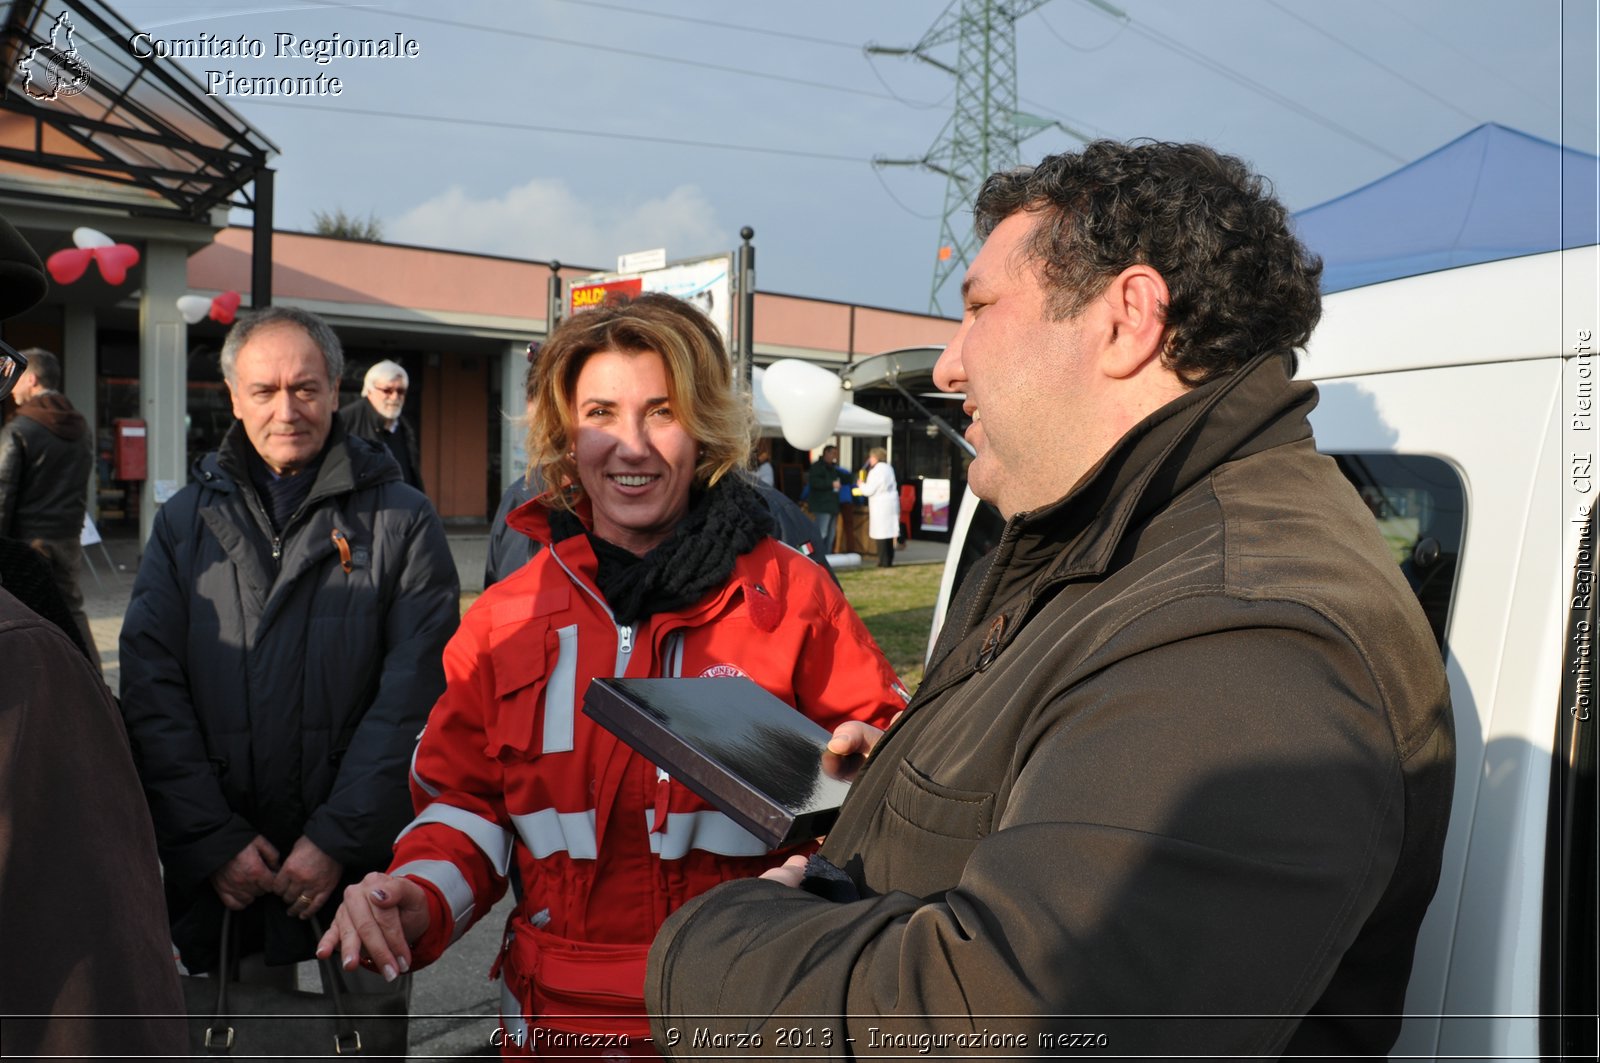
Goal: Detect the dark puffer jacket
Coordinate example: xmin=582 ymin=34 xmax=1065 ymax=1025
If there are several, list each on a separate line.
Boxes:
xmin=648 ymin=353 xmax=1455 ymax=1058
xmin=119 ymin=422 xmax=460 ymax=969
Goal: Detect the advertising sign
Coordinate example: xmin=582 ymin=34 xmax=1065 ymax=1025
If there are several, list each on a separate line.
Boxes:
xmin=568 ymin=253 xmax=735 ymax=351
xmin=920 ymin=478 xmax=951 ymax=534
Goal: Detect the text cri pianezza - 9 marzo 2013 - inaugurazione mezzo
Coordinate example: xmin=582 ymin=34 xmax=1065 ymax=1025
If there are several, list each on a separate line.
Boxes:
xmin=128 ymin=30 xmax=422 ymax=96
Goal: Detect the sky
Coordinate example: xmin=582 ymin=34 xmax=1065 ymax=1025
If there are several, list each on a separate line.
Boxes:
xmin=95 ymin=0 xmax=1599 ymax=317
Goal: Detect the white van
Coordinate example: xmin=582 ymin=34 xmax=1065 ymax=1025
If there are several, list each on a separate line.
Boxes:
xmin=917 ymin=247 xmax=1597 ymax=1060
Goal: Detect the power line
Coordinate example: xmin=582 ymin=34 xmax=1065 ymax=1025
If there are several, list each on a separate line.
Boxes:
xmin=870 ymin=165 xmax=941 ymax=220
xmin=1036 ymin=8 xmax=1128 ymax=53
xmin=1379 ymin=0 xmax=1547 ymax=109
xmin=1262 ymin=0 xmax=1480 ymax=125
xmin=543 ymin=0 xmax=863 ymax=51
xmin=866 ymin=50 xmax=956 ymax=111
xmin=1018 ymin=94 xmax=1117 ymax=141
xmin=299 ymin=0 xmax=939 ymax=107
xmin=238 ymin=98 xmax=867 ymax=163
xmin=1072 ymin=0 xmax=1407 ymax=164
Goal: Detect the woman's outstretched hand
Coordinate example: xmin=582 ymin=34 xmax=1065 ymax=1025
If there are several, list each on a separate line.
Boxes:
xmin=314 ymin=872 xmax=431 ymax=982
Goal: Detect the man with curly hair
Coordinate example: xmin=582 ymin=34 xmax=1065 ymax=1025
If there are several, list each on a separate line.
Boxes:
xmin=648 ymin=141 xmax=1455 ymax=1058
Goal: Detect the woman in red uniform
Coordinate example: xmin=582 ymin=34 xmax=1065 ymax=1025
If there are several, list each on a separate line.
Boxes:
xmin=319 ymin=293 xmax=905 ymax=1054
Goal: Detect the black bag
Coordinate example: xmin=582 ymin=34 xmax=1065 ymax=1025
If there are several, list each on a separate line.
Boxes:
xmin=182 ymin=911 xmax=409 ymax=1057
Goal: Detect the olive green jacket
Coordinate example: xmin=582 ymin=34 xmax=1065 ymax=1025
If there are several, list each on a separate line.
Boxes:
xmin=647 ymin=353 xmax=1455 ymax=1059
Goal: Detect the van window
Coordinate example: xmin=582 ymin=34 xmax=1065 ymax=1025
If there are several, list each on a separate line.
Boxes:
xmin=945 ymin=455 xmax=1464 ymax=656
xmin=1330 ymin=454 xmax=1465 ymax=654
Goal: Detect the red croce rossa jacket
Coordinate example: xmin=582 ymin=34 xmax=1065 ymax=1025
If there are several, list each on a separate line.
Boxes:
xmin=391 ymin=495 xmax=906 ymax=1049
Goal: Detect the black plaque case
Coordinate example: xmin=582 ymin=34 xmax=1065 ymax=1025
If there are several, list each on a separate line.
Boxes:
xmin=582 ymin=677 xmax=853 ymax=850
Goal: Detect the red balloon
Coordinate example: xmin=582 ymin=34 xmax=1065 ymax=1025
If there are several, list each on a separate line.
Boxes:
xmin=209 ymin=290 xmax=241 ymax=325
xmin=92 ymin=244 xmax=140 ymax=286
xmin=46 ymin=246 xmax=93 ymax=285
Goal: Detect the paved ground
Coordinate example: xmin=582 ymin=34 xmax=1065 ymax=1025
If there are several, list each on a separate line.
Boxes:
xmin=83 ymin=525 xmax=947 ymax=1059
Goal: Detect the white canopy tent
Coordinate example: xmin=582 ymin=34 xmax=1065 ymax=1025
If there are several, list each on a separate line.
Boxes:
xmin=750 ymin=365 xmax=892 ymax=439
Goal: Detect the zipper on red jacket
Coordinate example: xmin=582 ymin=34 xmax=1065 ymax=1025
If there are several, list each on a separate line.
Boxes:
xmin=550 ymin=548 xmax=637 ymax=676
xmin=652 ymin=766 xmax=671 ymax=833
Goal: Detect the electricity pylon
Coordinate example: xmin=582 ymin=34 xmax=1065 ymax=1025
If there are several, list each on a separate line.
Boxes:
xmin=870 ymin=0 xmax=1093 ymax=315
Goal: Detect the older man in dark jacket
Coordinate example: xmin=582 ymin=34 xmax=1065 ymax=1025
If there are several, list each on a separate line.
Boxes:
xmin=339 ymin=358 xmax=423 ymax=490
xmin=648 ymin=143 xmax=1455 ymax=1058
xmin=120 ymin=306 xmax=459 ymax=977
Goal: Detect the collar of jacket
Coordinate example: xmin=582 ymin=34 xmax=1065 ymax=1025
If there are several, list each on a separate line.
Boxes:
xmin=507 ymin=493 xmax=792 ymax=633
xmin=197 ymin=419 xmax=401 ymax=508
xmin=340 ymin=395 xmax=403 ymax=435
xmin=505 ymin=489 xmax=581 ymax=550
xmin=959 ymin=351 xmax=1319 ymax=639
xmin=14 ymin=391 xmax=87 ymax=442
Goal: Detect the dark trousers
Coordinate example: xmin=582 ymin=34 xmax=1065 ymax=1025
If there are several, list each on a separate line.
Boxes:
xmin=875 ymin=537 xmax=895 ymax=568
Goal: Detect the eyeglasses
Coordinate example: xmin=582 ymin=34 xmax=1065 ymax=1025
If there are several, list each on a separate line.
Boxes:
xmin=0 ymin=340 xmax=28 ymax=404
xmin=372 ymin=384 xmax=407 ymax=398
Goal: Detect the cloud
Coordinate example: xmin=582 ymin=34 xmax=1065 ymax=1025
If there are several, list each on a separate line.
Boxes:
xmin=386 ymin=178 xmax=726 ymax=266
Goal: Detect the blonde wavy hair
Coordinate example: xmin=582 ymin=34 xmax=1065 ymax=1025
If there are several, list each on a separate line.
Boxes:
xmin=526 ymin=292 xmax=753 ymax=512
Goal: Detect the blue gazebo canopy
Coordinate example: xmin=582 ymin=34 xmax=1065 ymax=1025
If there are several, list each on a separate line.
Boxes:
xmin=1293 ymin=123 xmax=1599 ymax=292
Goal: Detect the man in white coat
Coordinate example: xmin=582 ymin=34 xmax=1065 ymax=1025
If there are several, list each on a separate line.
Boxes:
xmin=858 ymin=446 xmax=899 ymax=567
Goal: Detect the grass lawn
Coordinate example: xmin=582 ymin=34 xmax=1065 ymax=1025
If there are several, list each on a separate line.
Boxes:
xmin=835 ymin=562 xmax=943 ymax=692
xmin=458 ymin=560 xmax=945 ymax=692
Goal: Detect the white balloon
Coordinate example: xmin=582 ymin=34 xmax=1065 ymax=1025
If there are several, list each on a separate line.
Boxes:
xmin=761 ymin=358 xmax=845 ymax=452
xmin=72 ymin=226 xmax=114 ymax=249
xmin=176 ymin=294 xmax=211 ymax=324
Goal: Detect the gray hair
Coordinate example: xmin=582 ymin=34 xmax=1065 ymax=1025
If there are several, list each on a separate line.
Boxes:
xmin=219 ymin=306 xmax=344 ymax=386
xmin=362 ymin=359 xmax=408 ymax=393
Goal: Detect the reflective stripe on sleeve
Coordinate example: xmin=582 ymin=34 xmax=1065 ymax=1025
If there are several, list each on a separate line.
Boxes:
xmin=392 ymin=859 xmax=477 ymax=944
xmin=395 ymin=803 xmax=514 ymax=878
xmin=511 ymin=808 xmax=599 ymax=859
xmin=409 ymin=740 xmax=441 ymax=799
xmin=542 ymin=624 xmax=579 ymax=753
xmin=646 ymin=809 xmax=769 ymax=859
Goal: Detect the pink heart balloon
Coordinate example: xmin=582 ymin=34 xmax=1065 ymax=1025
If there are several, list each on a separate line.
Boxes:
xmin=92 ymin=244 xmax=140 ymax=285
xmin=209 ymin=290 xmax=242 ymax=325
xmin=46 ymin=246 xmax=93 ymax=285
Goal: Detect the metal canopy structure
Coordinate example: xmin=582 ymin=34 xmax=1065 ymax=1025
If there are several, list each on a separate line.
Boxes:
xmin=0 ymin=0 xmax=276 ymax=220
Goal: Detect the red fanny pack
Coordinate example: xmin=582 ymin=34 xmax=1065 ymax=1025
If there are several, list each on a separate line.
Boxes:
xmin=505 ymin=919 xmax=651 ymax=1037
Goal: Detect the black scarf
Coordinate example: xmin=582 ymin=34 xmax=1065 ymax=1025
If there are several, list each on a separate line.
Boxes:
xmin=244 ymin=442 xmax=326 ymax=535
xmin=550 ymin=474 xmax=775 ymax=625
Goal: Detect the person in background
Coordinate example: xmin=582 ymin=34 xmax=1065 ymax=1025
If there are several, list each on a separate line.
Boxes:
xmin=646 ymin=140 xmax=1453 ymax=1059
xmin=339 ymin=358 xmax=423 ymax=490
xmin=0 ymin=345 xmax=98 ymax=671
xmin=119 ymin=306 xmax=460 ymax=998
xmin=0 ymin=209 xmax=185 ymax=1060
xmin=806 ymin=443 xmax=842 ymax=552
xmin=753 ymin=443 xmax=775 ymax=487
xmin=317 ymin=292 xmax=905 ymax=1055
xmin=857 ymin=445 xmax=898 ymax=567
xmin=484 ymin=465 xmax=544 ymax=588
